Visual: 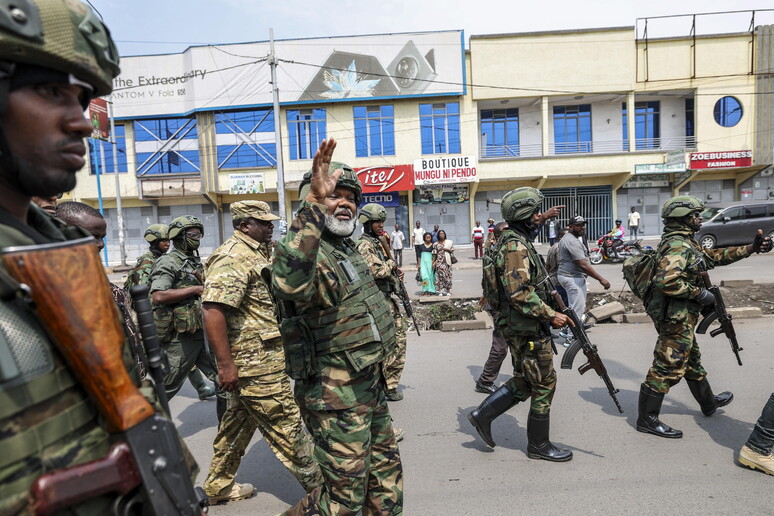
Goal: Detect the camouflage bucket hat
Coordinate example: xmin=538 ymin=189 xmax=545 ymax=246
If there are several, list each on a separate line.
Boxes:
xmin=231 ymin=200 xmax=280 ymax=221
xmin=0 ymin=0 xmax=120 ymax=97
xmin=358 ymin=203 xmax=387 ymax=224
xmin=298 ymin=161 xmax=362 ymax=206
xmin=144 ymin=223 xmax=169 ymax=242
xmin=168 ymin=215 xmax=203 ymax=239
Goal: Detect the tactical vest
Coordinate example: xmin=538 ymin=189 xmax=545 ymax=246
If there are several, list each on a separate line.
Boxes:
xmin=358 ymin=233 xmax=396 ymax=295
xmin=153 ymin=249 xmax=204 ymax=336
xmin=495 ymin=231 xmax=552 ymax=336
xmin=280 ymin=238 xmax=396 ymax=379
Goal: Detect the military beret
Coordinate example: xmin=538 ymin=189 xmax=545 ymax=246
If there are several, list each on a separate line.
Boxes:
xmin=231 ymin=201 xmax=280 ymax=221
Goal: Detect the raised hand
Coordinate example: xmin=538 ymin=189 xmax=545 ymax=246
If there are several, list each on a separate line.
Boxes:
xmin=306 ymin=138 xmax=340 ymax=204
xmin=540 ymin=205 xmax=565 ymax=223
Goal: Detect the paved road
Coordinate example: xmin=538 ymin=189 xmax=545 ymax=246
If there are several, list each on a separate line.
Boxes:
xmin=171 ymin=316 xmax=774 ymax=515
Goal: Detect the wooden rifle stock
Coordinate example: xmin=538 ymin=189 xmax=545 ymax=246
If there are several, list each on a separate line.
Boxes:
xmin=1 ymin=238 xmax=154 ymax=432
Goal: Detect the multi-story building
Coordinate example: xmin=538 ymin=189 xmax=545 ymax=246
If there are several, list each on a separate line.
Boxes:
xmin=70 ymin=12 xmax=774 ymax=264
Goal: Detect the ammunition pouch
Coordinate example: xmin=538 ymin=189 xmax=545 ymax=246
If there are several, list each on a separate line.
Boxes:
xmin=153 ymin=307 xmax=174 ymax=344
xmin=281 ymin=316 xmax=316 ymax=380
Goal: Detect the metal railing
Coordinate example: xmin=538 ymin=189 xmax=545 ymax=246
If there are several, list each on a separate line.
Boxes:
xmin=480 ymin=137 xmax=696 ymax=159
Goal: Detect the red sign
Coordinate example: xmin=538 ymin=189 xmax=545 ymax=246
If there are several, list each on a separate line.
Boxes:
xmin=88 ymin=98 xmax=110 ymax=141
xmin=690 ymin=150 xmax=752 ymax=170
xmin=355 ymin=164 xmax=415 ymax=193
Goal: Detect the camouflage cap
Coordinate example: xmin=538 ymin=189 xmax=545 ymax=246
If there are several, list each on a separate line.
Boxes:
xmin=231 ymin=200 xmax=280 ymax=221
xmin=0 ymin=0 xmax=120 ymax=97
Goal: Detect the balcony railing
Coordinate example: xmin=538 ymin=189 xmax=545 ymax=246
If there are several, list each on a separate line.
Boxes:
xmin=480 ymin=136 xmax=696 ymax=159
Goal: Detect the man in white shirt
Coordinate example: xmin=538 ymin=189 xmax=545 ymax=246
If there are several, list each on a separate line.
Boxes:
xmin=390 ymin=224 xmax=406 ymax=266
xmin=628 ymin=207 xmax=641 ymax=241
xmin=412 ymin=220 xmax=425 ymax=264
xmin=472 ymin=220 xmax=485 ymax=259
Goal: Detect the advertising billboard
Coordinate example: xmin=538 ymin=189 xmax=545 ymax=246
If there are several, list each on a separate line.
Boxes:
xmin=111 ymin=31 xmax=465 ymax=119
xmin=689 ymin=150 xmax=752 ymax=169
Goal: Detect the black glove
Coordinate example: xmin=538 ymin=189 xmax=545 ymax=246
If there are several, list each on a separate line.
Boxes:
xmin=695 ymin=289 xmax=716 ymax=306
xmin=753 ymin=233 xmax=772 ymax=254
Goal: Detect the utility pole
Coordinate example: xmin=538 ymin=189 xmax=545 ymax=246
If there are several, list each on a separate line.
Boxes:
xmin=269 ymin=28 xmax=287 ymax=230
xmin=108 ymin=94 xmax=128 ymax=267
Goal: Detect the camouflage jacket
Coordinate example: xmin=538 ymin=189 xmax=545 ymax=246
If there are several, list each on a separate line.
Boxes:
xmin=203 ymin=231 xmax=283 ymax=377
xmin=0 ymin=204 xmax=146 ymax=515
xmin=149 ymin=247 xmax=204 ymax=334
xmin=494 ymin=228 xmax=556 ymax=336
xmin=356 ymin=233 xmax=398 ymax=295
xmin=649 ymin=228 xmax=749 ymax=321
xmin=124 ymin=248 xmax=163 ymax=291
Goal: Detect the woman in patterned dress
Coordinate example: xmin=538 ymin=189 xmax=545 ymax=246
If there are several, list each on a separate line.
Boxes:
xmin=433 ymin=230 xmax=454 ymax=296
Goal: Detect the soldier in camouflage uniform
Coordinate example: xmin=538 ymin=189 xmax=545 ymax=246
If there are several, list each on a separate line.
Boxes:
xmin=637 ymin=195 xmax=772 ymax=438
xmin=273 ymin=138 xmax=403 ymax=515
xmin=149 ymin=215 xmax=224 ymax=417
xmin=468 ymin=187 xmax=575 ymax=462
xmin=201 ymin=201 xmax=322 ymax=504
xmin=356 ymin=203 xmax=408 ymax=402
xmin=0 ymin=2 xmax=196 ymax=513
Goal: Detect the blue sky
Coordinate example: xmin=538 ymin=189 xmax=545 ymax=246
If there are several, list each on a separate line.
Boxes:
xmin=90 ymin=0 xmax=774 ymax=57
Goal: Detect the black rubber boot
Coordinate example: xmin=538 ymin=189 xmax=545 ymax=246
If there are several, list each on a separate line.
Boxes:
xmin=687 ymin=378 xmax=733 ymax=416
xmin=636 ymin=384 xmax=683 ymax=438
xmin=526 ymin=411 xmax=573 ymax=462
xmin=467 ymin=385 xmax=519 ymax=448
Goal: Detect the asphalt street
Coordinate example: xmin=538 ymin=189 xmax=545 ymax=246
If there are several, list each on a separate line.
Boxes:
xmin=171 ymin=316 xmax=774 ymax=515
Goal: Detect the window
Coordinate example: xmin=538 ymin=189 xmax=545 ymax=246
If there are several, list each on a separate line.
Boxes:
xmin=216 ymin=108 xmax=276 ymax=169
xmin=134 ymin=117 xmax=200 ymax=175
xmin=89 ymin=125 xmax=127 ymax=174
xmin=714 ymin=96 xmax=742 ymax=127
xmin=722 ymin=207 xmax=744 ymax=221
xmin=354 ymin=105 xmax=394 ymax=157
xmin=287 ymin=109 xmax=326 ymax=160
xmin=745 ymin=206 xmax=767 ymax=219
xmin=553 ymin=104 xmax=591 ymax=154
xmin=622 ymin=101 xmax=660 ymax=150
xmin=419 ymin=102 xmax=460 ymax=154
xmin=480 ymin=108 xmax=519 ymax=157
xmin=685 ymin=98 xmax=695 ymax=144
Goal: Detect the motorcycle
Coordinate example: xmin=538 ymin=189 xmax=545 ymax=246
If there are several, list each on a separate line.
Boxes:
xmin=589 ymin=235 xmax=649 ymax=264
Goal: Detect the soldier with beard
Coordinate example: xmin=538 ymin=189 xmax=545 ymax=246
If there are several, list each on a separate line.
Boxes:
xmin=468 ymin=187 xmax=575 ymax=462
xmin=636 ymin=196 xmax=772 ymax=438
xmin=273 ymin=139 xmax=403 ymax=515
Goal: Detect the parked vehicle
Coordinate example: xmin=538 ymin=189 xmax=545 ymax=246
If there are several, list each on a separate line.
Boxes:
xmin=696 ymin=200 xmax=774 ymax=249
xmin=589 ymin=235 xmax=648 ymax=264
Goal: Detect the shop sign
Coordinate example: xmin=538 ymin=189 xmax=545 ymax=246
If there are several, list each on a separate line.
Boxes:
xmin=413 ymin=184 xmax=469 ymax=204
xmin=361 ymin=192 xmax=400 ymax=207
xmin=690 ymin=150 xmax=752 ymax=169
xmin=624 ymin=173 xmax=670 ymax=189
xmin=634 ymin=162 xmax=686 ymax=174
xmin=413 ymin=155 xmax=478 ymax=186
xmin=355 ymin=165 xmax=414 ymax=193
xmin=666 ymin=150 xmax=685 ymax=165
xmin=228 ymin=172 xmax=265 ymax=194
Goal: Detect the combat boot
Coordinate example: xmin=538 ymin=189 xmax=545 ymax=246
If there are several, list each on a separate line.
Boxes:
xmin=686 ymin=378 xmax=733 ymax=416
xmin=738 ymin=445 xmax=774 ymax=476
xmin=526 ymin=411 xmax=573 ymax=462
xmin=467 ymin=385 xmax=519 ymax=448
xmin=636 ymin=384 xmax=683 ymax=438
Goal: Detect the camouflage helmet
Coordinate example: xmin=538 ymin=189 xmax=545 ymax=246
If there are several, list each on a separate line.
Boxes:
xmin=501 ymin=187 xmax=544 ymax=222
xmin=298 ymin=161 xmax=362 ymax=206
xmin=168 ymin=215 xmax=203 ymax=240
xmin=358 ymin=203 xmax=387 ymax=224
xmin=0 ymin=0 xmax=120 ymax=97
xmin=661 ymin=195 xmax=705 ymax=219
xmin=144 ymin=223 xmax=169 ymax=243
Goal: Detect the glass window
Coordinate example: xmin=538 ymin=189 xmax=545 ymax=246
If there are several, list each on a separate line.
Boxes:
xmin=745 ymin=205 xmax=767 ymax=219
xmin=622 ymin=101 xmax=660 ymax=150
xmin=722 ymin=207 xmax=744 ymax=221
xmin=89 ymin=124 xmax=127 ymax=175
xmin=354 ymin=105 xmax=395 ymax=157
xmin=419 ymin=102 xmax=461 ymax=154
xmin=685 ymin=98 xmax=695 ymax=141
xmin=480 ymin=108 xmax=519 ymax=157
xmin=713 ymin=97 xmax=742 ymax=127
xmin=553 ymin=104 xmax=591 ymax=154
xmin=287 ymin=108 xmax=326 ymax=160
xmin=216 ymin=109 xmax=276 ymax=169
xmin=134 ymin=117 xmax=200 ymax=175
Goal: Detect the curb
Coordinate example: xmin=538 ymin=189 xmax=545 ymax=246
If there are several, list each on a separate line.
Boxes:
xmin=622 ymin=306 xmax=762 ymax=324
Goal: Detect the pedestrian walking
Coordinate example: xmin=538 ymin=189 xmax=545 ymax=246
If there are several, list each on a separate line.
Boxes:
xmin=628 ymin=207 xmax=641 ymax=241
xmin=472 ymin=220 xmax=485 ymax=259
xmin=391 ymin=223 xmax=405 ymax=267
xmin=412 ymin=220 xmax=425 ymax=264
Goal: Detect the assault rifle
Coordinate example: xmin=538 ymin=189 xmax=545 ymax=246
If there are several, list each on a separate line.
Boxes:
xmin=695 ymin=268 xmax=743 ymax=366
xmin=553 ymin=291 xmax=624 ymax=414
xmin=378 ymin=234 xmax=421 ymax=336
xmin=1 ymin=238 xmax=206 ymax=515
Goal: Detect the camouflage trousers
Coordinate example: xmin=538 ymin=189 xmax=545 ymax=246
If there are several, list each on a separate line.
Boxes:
xmin=500 ymin=332 xmax=557 ymax=414
xmin=163 ymin=329 xmax=225 ymax=404
xmin=203 ymin=373 xmax=322 ymax=496
xmin=282 ymin=390 xmax=403 ymax=515
xmin=645 ymin=313 xmax=708 ymax=394
xmin=383 ymin=298 xmax=407 ymax=391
